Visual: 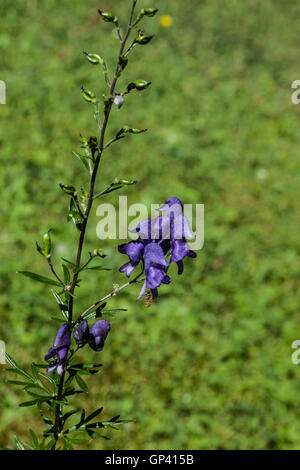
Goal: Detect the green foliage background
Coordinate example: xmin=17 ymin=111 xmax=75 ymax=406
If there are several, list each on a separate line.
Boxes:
xmin=1 ymin=0 xmax=300 ymax=450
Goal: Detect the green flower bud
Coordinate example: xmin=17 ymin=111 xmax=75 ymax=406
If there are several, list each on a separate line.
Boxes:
xmin=143 ymin=8 xmax=159 ymax=17
xmin=42 ymin=231 xmax=52 ymax=258
xmin=136 ymin=34 xmax=154 ymax=45
xmin=116 ymin=126 xmax=148 ymax=138
xmin=113 ymin=178 xmax=137 ymax=185
xmin=60 ymin=184 xmax=77 ymax=196
xmin=98 ymin=9 xmax=119 ymax=25
xmin=83 ymin=51 xmax=104 ymax=65
xmin=127 ymin=80 xmax=152 ymax=93
xmin=81 ymin=86 xmax=97 ymax=104
xmin=92 ymin=249 xmax=107 ymax=258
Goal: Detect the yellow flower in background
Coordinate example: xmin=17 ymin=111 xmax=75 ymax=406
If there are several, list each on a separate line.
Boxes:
xmin=159 ymin=15 xmax=173 ymax=28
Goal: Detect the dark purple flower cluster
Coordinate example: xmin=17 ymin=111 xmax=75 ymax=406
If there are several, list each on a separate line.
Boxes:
xmin=45 ymin=319 xmax=110 ymax=376
xmin=118 ymin=197 xmax=197 ymax=299
xmin=73 ymin=319 xmax=111 ymax=352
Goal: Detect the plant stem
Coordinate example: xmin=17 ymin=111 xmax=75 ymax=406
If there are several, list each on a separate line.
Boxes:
xmin=47 ymin=258 xmax=65 ymax=288
xmin=50 ymin=0 xmax=139 ymax=450
xmin=76 ymin=270 xmax=144 ymax=324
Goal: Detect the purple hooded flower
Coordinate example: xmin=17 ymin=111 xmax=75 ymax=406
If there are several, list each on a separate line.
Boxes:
xmin=118 ymin=239 xmax=145 ymax=278
xmin=88 ymin=319 xmax=111 ymax=352
xmin=157 ymin=197 xmax=194 ymax=240
xmin=171 ymin=239 xmax=197 ymax=274
xmin=158 ymin=197 xmax=197 ymax=273
xmin=45 ymin=323 xmax=71 ymax=376
xmin=73 ymin=320 xmax=89 ymax=346
xmin=137 ymin=242 xmax=171 ymax=299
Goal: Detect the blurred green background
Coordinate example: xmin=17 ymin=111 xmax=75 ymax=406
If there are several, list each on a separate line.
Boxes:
xmin=1 ymin=0 xmax=300 ymax=450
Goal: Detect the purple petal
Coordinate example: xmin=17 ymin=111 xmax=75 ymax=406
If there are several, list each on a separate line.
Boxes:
xmin=46 ymin=363 xmax=57 ymax=374
xmin=56 ymin=364 xmax=65 ymax=376
xmin=90 ymin=319 xmax=110 ymax=340
xmin=137 ymin=280 xmax=147 ymax=300
xmin=73 ymin=320 xmax=89 ymax=345
xmin=53 ymin=324 xmax=71 ymax=349
xmin=144 ymin=242 xmax=168 ymax=270
xmin=56 ymin=347 xmax=69 ymax=362
xmin=44 ymin=347 xmax=56 ymax=361
xmin=158 ymin=197 xmax=183 ymax=211
xmin=171 ymin=239 xmax=190 ymax=263
xmin=177 ymin=260 xmax=184 ymax=275
xmin=146 ymin=265 xmax=165 ymax=289
xmin=119 ymin=261 xmax=138 ymax=278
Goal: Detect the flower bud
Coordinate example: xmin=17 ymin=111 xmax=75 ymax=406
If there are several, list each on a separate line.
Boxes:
xmin=73 ymin=320 xmax=89 ymax=347
xmin=92 ymin=249 xmax=107 ymax=258
xmin=116 ymin=126 xmax=148 ymax=138
xmin=88 ymin=319 xmax=111 ymax=352
xmin=81 ymin=86 xmax=97 ymax=104
xmin=136 ymin=34 xmax=154 ymax=45
xmin=113 ymin=178 xmax=137 ymax=185
xmin=36 ymin=231 xmax=52 ymax=258
xmin=59 ymin=184 xmax=77 ymax=196
xmin=98 ymin=9 xmax=119 ymax=24
xmin=42 ymin=231 xmax=52 ymax=258
xmin=127 ymin=80 xmax=151 ymax=93
xmin=143 ymin=8 xmax=159 ymax=17
xmin=83 ymin=51 xmax=104 ymax=65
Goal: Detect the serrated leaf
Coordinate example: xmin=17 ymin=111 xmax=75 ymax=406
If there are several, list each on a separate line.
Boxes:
xmin=18 ymin=271 xmax=61 ymax=287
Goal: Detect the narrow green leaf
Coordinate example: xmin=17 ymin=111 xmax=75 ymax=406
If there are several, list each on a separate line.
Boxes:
xmin=75 ymin=375 xmax=88 ymax=392
xmin=14 ymin=436 xmax=26 ymax=450
xmin=84 ymin=407 xmax=103 ymax=424
xmin=85 ymin=265 xmax=111 ymax=271
xmin=18 ymin=271 xmax=61 ymax=287
xmin=62 ymin=264 xmax=71 ymax=284
xmin=19 ymin=399 xmax=39 ymax=407
xmin=29 ymin=429 xmax=39 ymax=447
xmin=5 ymin=353 xmax=34 ymax=382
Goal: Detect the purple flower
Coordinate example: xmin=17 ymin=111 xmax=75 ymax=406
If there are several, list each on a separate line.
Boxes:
xmin=73 ymin=320 xmax=89 ymax=346
xmin=88 ymin=319 xmax=111 ymax=352
xmin=45 ymin=323 xmax=71 ymax=376
xmin=118 ymin=240 xmax=145 ymax=262
xmin=118 ymin=239 xmax=145 ymax=278
xmin=158 ymin=197 xmax=183 ymax=212
xmin=158 ymin=197 xmax=197 ymax=273
xmin=171 ymin=239 xmax=197 ymax=274
xmin=118 ymin=197 xmax=197 ymax=300
xmin=158 ymin=197 xmax=194 ymax=240
xmin=137 ymin=242 xmax=171 ymax=299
